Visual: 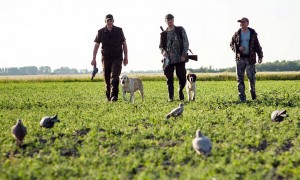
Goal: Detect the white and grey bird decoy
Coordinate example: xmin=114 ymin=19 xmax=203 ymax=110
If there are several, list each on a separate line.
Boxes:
xmin=271 ymin=110 xmax=288 ymax=122
xmin=192 ymin=129 xmax=212 ymax=155
xmin=40 ymin=114 xmax=60 ymax=128
xmin=165 ymin=103 xmax=184 ymax=119
xmin=11 ymin=119 xmax=27 ymax=146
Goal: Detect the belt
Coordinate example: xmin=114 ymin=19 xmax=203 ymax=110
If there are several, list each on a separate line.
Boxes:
xmin=240 ymin=54 xmax=250 ymax=58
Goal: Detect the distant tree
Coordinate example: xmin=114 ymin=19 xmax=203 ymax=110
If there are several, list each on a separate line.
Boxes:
xmin=18 ymin=66 xmax=38 ymax=75
xmin=53 ymin=67 xmax=79 ymax=74
xmin=38 ymin=66 xmax=52 ymax=74
xmin=79 ymin=69 xmax=90 ymax=74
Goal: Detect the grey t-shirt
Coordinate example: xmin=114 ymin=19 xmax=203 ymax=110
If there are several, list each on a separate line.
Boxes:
xmin=240 ymin=29 xmax=250 ymax=55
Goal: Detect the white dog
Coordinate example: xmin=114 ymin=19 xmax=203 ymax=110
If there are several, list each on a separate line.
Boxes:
xmin=120 ymin=75 xmax=144 ymax=103
xmin=186 ymin=71 xmax=197 ymax=101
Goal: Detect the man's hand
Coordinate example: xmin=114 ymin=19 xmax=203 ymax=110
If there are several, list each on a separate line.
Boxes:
xmin=180 ymin=55 xmax=186 ymax=62
xmin=239 ymin=46 xmax=244 ymax=52
xmin=91 ymin=59 xmax=97 ymax=66
xmin=123 ymin=57 xmax=128 ymax=66
xmin=258 ymin=58 xmax=262 ymax=64
xmin=162 ymin=50 xmax=167 ymax=57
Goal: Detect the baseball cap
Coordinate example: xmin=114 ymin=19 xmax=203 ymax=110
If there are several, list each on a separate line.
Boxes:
xmin=105 ymin=14 xmax=114 ymax=20
xmin=237 ymin=17 xmax=249 ymax=22
xmin=165 ymin=14 xmax=174 ymax=19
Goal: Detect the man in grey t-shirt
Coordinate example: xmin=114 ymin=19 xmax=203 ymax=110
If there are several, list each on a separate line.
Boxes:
xmin=230 ymin=17 xmax=263 ymax=102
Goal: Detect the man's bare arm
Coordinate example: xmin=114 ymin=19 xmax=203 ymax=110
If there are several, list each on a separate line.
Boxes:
xmin=91 ymin=43 xmax=100 ymax=66
xmin=122 ymin=41 xmax=128 ymax=66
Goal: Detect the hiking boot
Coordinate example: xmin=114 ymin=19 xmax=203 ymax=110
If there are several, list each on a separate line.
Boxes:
xmin=179 ymin=91 xmax=184 ymax=101
xmin=251 ymin=91 xmax=257 ymax=100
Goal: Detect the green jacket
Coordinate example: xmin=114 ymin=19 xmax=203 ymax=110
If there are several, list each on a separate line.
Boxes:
xmin=230 ymin=27 xmax=263 ymax=64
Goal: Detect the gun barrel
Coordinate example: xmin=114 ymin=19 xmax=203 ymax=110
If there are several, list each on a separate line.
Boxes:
xmin=160 ymin=26 xmax=164 ymax=32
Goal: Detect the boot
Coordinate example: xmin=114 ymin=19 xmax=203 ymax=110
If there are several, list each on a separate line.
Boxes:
xmin=106 ymin=91 xmax=111 ymax=101
xmin=168 ymin=85 xmax=174 ymax=102
xmin=179 ymin=84 xmax=185 ymax=101
xmin=179 ymin=90 xmax=184 ymax=101
xmin=250 ymin=91 xmax=257 ymax=100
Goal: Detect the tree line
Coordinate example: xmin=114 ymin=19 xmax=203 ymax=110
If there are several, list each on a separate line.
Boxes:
xmin=0 ymin=66 xmax=91 ymax=76
xmin=0 ymin=60 xmax=299 ymax=75
xmin=189 ymin=60 xmax=300 ymax=73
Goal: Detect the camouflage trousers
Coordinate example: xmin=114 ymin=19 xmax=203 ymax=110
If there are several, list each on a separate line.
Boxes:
xmin=236 ymin=57 xmax=256 ymax=101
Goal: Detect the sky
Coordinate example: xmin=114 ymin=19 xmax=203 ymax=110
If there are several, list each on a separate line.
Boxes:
xmin=0 ymin=0 xmax=299 ymax=71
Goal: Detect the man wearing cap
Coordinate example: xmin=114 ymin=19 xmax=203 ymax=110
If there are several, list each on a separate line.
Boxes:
xmin=91 ymin=14 xmax=128 ymax=102
xmin=159 ymin=14 xmax=189 ymax=102
xmin=230 ymin=17 xmax=263 ymax=102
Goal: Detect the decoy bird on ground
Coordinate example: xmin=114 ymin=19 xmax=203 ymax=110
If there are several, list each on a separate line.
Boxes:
xmin=40 ymin=114 xmax=60 ymax=128
xmin=271 ymin=110 xmax=288 ymax=122
xmin=11 ymin=119 xmax=27 ymax=146
xmin=192 ymin=129 xmax=212 ymax=155
xmin=165 ymin=103 xmax=184 ymax=119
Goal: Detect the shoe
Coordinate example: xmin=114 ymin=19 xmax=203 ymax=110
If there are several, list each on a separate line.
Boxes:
xmin=111 ymin=96 xmax=118 ymax=102
xmin=168 ymin=98 xmax=174 ymax=102
xmin=251 ymin=92 xmax=257 ymax=100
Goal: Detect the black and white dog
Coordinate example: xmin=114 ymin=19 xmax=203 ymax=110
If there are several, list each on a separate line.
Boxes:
xmin=186 ymin=71 xmax=197 ymax=101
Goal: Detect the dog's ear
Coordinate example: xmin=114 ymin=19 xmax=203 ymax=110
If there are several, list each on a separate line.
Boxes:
xmin=192 ymin=74 xmax=197 ymax=81
xmin=186 ymin=74 xmax=190 ymax=82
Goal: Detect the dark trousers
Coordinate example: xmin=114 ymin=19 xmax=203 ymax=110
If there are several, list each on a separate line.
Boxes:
xmin=164 ymin=62 xmax=187 ymax=100
xmin=102 ymin=57 xmax=122 ymax=100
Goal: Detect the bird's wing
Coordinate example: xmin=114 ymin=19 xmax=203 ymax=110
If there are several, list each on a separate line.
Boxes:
xmin=278 ymin=110 xmax=287 ymax=117
xmin=170 ymin=107 xmax=182 ymax=116
xmin=11 ymin=125 xmax=16 ymax=135
xmin=40 ymin=116 xmax=51 ymax=125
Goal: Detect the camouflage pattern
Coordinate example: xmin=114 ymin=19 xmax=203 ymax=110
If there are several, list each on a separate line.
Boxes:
xmin=236 ymin=57 xmax=256 ymax=101
xmin=161 ymin=27 xmax=189 ymax=64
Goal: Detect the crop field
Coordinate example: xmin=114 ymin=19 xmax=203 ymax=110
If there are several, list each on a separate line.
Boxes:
xmin=0 ymin=78 xmax=300 ymax=179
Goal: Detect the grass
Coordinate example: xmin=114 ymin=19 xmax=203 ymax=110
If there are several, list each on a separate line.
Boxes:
xmin=0 ymin=80 xmax=300 ymax=179
xmin=1 ymin=71 xmax=300 ymax=82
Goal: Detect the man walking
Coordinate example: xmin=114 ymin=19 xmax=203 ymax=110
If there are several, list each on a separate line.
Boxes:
xmin=91 ymin=14 xmax=128 ymax=102
xmin=230 ymin=17 xmax=263 ymax=102
xmin=159 ymin=14 xmax=189 ymax=102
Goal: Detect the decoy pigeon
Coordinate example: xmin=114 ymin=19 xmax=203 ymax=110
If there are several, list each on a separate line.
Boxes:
xmin=192 ymin=129 xmax=212 ymax=155
xmin=40 ymin=114 xmax=60 ymax=128
xmin=11 ymin=119 xmax=27 ymax=146
xmin=91 ymin=65 xmax=98 ymax=80
xmin=271 ymin=110 xmax=288 ymax=122
xmin=165 ymin=103 xmax=184 ymax=119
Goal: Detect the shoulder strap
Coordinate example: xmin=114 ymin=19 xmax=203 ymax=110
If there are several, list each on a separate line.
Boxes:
xmin=160 ymin=31 xmax=167 ymax=50
xmin=175 ymin=26 xmax=183 ymax=54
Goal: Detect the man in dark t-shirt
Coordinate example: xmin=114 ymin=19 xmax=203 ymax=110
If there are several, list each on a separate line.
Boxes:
xmin=91 ymin=14 xmax=128 ymax=102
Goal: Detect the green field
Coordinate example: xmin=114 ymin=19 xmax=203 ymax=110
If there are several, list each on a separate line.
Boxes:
xmin=1 ymin=80 xmax=300 ymax=179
